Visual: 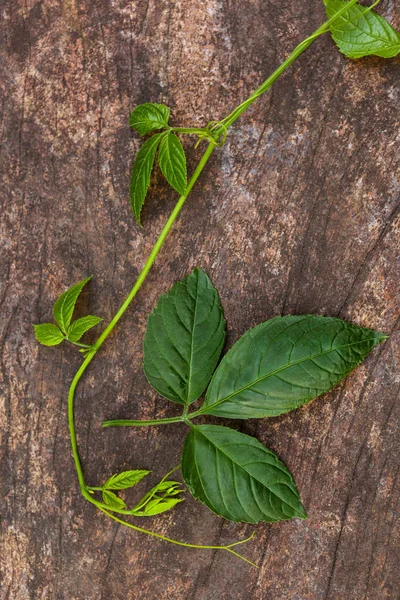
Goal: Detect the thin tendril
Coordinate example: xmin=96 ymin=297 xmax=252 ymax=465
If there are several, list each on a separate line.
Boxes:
xmin=96 ymin=506 xmax=258 ymax=567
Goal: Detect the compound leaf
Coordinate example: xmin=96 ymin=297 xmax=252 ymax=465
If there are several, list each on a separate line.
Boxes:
xmin=144 ymin=268 xmax=226 ymax=405
xmin=182 ymin=424 xmax=306 ymax=523
xmin=201 ymin=315 xmax=386 ymax=419
xmin=129 ymin=103 xmax=170 ymax=136
xmin=130 ymin=133 xmax=164 ymax=224
xmin=158 ymin=132 xmax=187 ymax=196
xmin=34 ymin=323 xmax=65 ymax=346
xmin=324 ymin=0 xmax=400 ymax=58
xmin=53 ymin=277 xmax=92 ymax=334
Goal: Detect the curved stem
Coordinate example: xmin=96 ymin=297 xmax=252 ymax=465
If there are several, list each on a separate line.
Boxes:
xmin=67 ymin=142 xmax=234 ymax=549
xmin=96 ymin=506 xmax=258 ymax=567
xmin=68 ymin=143 xmax=215 ymax=484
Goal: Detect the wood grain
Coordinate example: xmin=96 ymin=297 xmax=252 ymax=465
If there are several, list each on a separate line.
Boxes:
xmin=1 ymin=1 xmax=399 ymax=598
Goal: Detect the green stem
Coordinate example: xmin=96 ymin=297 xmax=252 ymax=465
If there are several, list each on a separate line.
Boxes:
xmin=170 ymin=127 xmax=207 ymax=135
xmin=221 ymin=0 xmax=361 ymax=129
xmin=102 ymin=416 xmax=185 ymax=428
xmin=69 ymin=340 xmax=92 ymax=349
xmin=67 ymin=0 xmax=362 ymax=558
xmin=97 ymin=507 xmax=258 ymax=567
xmin=91 ymin=142 xmax=215 ymax=354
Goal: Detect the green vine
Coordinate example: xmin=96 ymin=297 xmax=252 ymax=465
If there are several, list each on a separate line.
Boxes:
xmin=34 ymin=0 xmax=399 ymax=567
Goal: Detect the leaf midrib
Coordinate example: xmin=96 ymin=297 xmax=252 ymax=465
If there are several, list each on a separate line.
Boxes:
xmin=202 ymin=336 xmax=380 ymax=413
xmin=186 ymin=272 xmax=201 ymax=404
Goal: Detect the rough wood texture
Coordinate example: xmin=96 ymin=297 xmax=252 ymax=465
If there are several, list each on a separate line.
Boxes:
xmin=1 ymin=1 xmax=399 ymax=598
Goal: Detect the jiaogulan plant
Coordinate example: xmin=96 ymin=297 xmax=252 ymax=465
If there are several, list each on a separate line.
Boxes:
xmin=34 ymin=0 xmax=399 ymax=566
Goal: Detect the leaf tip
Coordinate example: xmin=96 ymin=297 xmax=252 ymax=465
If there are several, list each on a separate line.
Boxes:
xmin=374 ymin=331 xmax=389 ymax=345
xmin=297 ymin=505 xmax=308 ymax=519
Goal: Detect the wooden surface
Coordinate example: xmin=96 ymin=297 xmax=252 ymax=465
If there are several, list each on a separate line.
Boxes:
xmin=1 ymin=1 xmax=399 ymax=599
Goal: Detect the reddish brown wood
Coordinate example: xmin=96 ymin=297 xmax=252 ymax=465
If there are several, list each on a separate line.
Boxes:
xmin=1 ymin=1 xmax=399 ymax=598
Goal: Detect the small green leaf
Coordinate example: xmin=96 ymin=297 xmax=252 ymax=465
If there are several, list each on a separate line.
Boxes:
xmin=129 ymin=103 xmax=170 ymax=136
xmin=158 ymin=132 xmax=187 ymax=196
xmin=131 ymin=479 xmax=184 ymax=516
xmin=138 ymin=496 xmax=183 ymax=516
xmin=53 ymin=277 xmax=92 ymax=334
xmin=133 ymin=481 xmax=183 ymax=510
xmin=103 ymin=470 xmax=150 ymax=490
xmin=152 ymin=481 xmax=184 ymax=494
xmin=102 ymin=489 xmax=127 ymax=510
xmin=201 ymin=315 xmax=386 ymax=419
xmin=130 ymin=133 xmax=164 ymax=224
xmin=182 ymin=424 xmax=306 ymax=523
xmin=324 ymin=0 xmax=400 ymax=58
xmin=144 ymin=268 xmax=226 ymax=405
xmin=33 ymin=323 xmax=65 ymax=346
xmin=67 ymin=316 xmax=103 ymax=342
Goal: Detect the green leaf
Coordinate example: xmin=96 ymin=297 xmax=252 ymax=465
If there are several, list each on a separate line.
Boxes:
xmin=129 ymin=103 xmax=170 ymax=136
xmin=33 ymin=323 xmax=65 ymax=346
xmin=53 ymin=277 xmax=92 ymax=334
xmin=67 ymin=316 xmax=103 ymax=342
xmin=158 ymin=132 xmax=187 ymax=196
xmin=102 ymin=489 xmax=127 ymax=510
xmin=201 ymin=315 xmax=386 ymax=419
xmin=143 ymin=268 xmax=226 ymax=405
xmin=132 ymin=480 xmax=184 ymax=516
xmin=137 ymin=496 xmax=183 ymax=516
xmin=103 ymin=470 xmax=150 ymax=490
xmin=132 ymin=480 xmax=183 ymax=510
xmin=324 ymin=0 xmax=400 ymax=58
xmin=130 ymin=133 xmax=164 ymax=224
xmin=181 ymin=424 xmax=306 ymax=523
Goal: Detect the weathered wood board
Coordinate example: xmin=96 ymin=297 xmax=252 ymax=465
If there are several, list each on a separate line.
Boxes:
xmin=1 ymin=1 xmax=399 ymax=598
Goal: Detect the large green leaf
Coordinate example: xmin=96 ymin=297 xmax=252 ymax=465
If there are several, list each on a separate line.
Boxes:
xmin=53 ymin=277 xmax=92 ymax=334
xmin=130 ymin=133 xmax=164 ymax=224
xmin=324 ymin=0 xmax=400 ymax=58
xmin=129 ymin=103 xmax=170 ymax=136
xmin=182 ymin=424 xmax=306 ymax=523
xmin=143 ymin=268 xmax=226 ymax=405
xmin=199 ymin=315 xmax=386 ymax=419
xmin=158 ymin=132 xmax=187 ymax=196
